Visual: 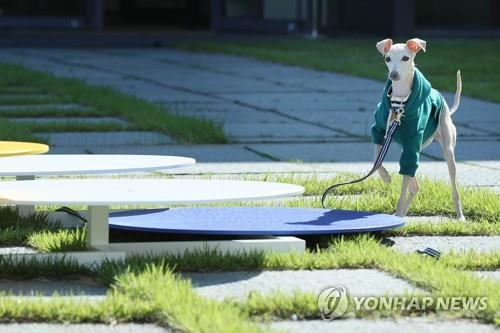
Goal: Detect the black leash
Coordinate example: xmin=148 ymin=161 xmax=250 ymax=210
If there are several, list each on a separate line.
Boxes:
xmin=321 ymin=116 xmax=401 ymax=208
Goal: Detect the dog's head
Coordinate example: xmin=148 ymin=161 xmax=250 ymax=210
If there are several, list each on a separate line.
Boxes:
xmin=376 ymin=38 xmax=426 ymax=82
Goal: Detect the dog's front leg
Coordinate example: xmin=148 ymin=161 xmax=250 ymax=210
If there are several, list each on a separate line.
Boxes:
xmin=401 ymin=176 xmax=419 ymax=216
xmin=395 ymin=175 xmax=411 ymax=217
xmin=374 ymin=144 xmax=391 ymax=184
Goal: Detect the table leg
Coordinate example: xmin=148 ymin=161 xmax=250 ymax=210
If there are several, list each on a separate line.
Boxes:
xmin=16 ymin=175 xmax=36 ymax=217
xmin=87 ymin=205 xmax=109 ymax=248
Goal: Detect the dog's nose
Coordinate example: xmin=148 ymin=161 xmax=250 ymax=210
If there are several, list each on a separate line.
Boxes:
xmin=390 ymin=71 xmax=400 ymax=81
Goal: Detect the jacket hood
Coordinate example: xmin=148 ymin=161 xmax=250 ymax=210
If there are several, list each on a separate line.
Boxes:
xmin=381 ymin=67 xmax=432 ymax=118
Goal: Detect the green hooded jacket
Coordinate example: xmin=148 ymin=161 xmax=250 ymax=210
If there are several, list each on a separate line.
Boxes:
xmin=371 ymin=68 xmax=443 ymax=177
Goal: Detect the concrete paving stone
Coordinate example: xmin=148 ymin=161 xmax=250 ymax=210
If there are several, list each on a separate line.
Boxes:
xmin=268 ymin=318 xmax=498 ymax=333
xmin=455 ymin=121 xmax=500 ymax=136
xmin=167 ymin=101 xmax=250 ymax=113
xmin=287 ymin=108 xmax=375 ymax=120
xmin=454 ymin=124 xmax=499 ymax=137
xmin=302 ymin=108 xmax=493 ymax=139
xmin=167 ymin=162 xmax=337 ymax=175
xmin=403 ymin=216 xmax=457 ymax=224
xmin=474 ymin=271 xmax=500 ymax=281
xmin=58 ymin=55 xmax=262 ymax=100
xmin=107 ymin=79 xmax=220 ymax=104
xmin=87 ymin=144 xmax=269 ymax=162
xmin=0 ymin=246 xmax=38 ymax=255
xmin=424 ymin=140 xmax=500 ymax=161
xmin=40 ymin=131 xmax=174 ymax=147
xmin=174 ymin=108 xmax=292 ymax=124
xmin=387 ymin=236 xmax=500 ymax=254
xmin=159 ymin=75 xmax=308 ymax=94
xmin=224 ymin=122 xmax=347 ymax=142
xmin=166 ymin=161 xmax=500 ymax=188
xmin=231 ymin=137 xmax=352 ymax=144
xmin=183 ymin=269 xmax=425 ymax=301
xmin=218 ymin=92 xmax=375 ymax=112
xmin=487 ymin=185 xmax=500 ymax=193
xmin=151 ymin=51 xmax=383 ymax=92
xmin=0 ymin=279 xmax=107 ymax=298
xmin=442 ymin=93 xmax=500 ymax=115
xmin=12 ymin=117 xmax=129 ymax=126
xmin=0 ymin=323 xmax=169 ymax=333
xmin=464 ymin=160 xmax=500 ymax=170
xmin=246 ymin=142 xmax=433 ymax=163
xmin=288 ymin=74 xmax=383 ymax=93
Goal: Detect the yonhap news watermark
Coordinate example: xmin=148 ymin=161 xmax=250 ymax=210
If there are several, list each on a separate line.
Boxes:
xmin=317 ymin=286 xmax=488 ymax=320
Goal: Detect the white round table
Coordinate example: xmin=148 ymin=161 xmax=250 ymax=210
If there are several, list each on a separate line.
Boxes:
xmin=0 ymin=154 xmax=196 ymax=216
xmin=0 ymin=154 xmax=195 ymax=176
xmin=0 ymin=179 xmax=304 ymax=249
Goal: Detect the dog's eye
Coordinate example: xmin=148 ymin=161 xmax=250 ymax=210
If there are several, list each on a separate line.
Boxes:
xmin=402 ymin=56 xmax=409 ymax=61
xmin=385 ymin=57 xmax=391 ymax=62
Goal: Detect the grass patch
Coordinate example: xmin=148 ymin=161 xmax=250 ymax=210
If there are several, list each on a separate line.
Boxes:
xmin=0 ymin=117 xmax=44 ymax=142
xmin=0 ymin=107 xmax=98 ymax=118
xmin=210 ymin=173 xmax=500 ymax=223
xmin=176 ymin=38 xmax=500 ymax=102
xmin=0 ymin=262 xmax=262 ymax=332
xmin=0 ymin=62 xmax=226 ymax=143
xmin=27 ymin=227 xmax=87 ymax=253
xmin=0 ymin=207 xmax=58 ymax=244
xmin=0 ymin=255 xmax=90 ymax=280
xmin=0 ymin=86 xmax=43 ymax=94
xmin=388 ymin=219 xmax=500 ymax=236
xmin=25 ymin=121 xmax=130 ymax=132
xmin=0 ymin=95 xmax=70 ymax=105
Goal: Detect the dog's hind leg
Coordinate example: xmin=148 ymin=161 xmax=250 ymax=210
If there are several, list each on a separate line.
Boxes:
xmin=438 ymin=105 xmax=465 ymax=220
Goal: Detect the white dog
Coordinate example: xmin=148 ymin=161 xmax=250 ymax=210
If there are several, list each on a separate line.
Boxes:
xmin=372 ymin=38 xmax=465 ymax=220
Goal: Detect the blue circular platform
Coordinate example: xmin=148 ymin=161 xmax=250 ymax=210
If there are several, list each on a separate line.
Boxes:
xmin=109 ymin=208 xmax=404 ymax=235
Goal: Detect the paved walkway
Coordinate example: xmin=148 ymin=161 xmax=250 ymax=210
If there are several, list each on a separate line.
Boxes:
xmin=0 ymin=48 xmax=498 ymax=186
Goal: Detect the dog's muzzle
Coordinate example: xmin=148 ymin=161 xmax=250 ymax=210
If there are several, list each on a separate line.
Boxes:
xmin=390 ymin=71 xmax=400 ymax=81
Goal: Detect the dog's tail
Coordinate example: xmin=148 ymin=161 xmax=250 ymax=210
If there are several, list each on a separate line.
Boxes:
xmin=449 ymin=69 xmax=461 ymax=116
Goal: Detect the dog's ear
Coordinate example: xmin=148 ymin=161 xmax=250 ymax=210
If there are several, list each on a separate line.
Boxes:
xmin=406 ymin=38 xmax=426 ymax=53
xmin=376 ymin=39 xmax=393 ymax=55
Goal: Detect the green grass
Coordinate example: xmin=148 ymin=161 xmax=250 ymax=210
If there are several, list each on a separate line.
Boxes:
xmin=27 ymin=227 xmax=87 ymax=253
xmin=205 ymin=173 xmax=500 ymax=223
xmin=0 ymin=208 xmax=59 ymax=245
xmin=0 ymin=107 xmax=101 ymax=118
xmin=176 ymin=39 xmax=500 ymax=103
xmin=0 ymin=117 xmax=43 ymax=142
xmin=0 ymin=95 xmax=70 ymax=105
xmin=25 ymin=121 xmax=130 ymax=133
xmin=0 ymin=63 xmax=226 ymax=143
xmin=0 ymin=262 xmax=262 ymax=333
xmin=388 ymin=219 xmax=500 ymax=236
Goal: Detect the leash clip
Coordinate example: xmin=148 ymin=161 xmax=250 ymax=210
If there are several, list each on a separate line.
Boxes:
xmin=391 ymin=107 xmax=405 ymax=124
